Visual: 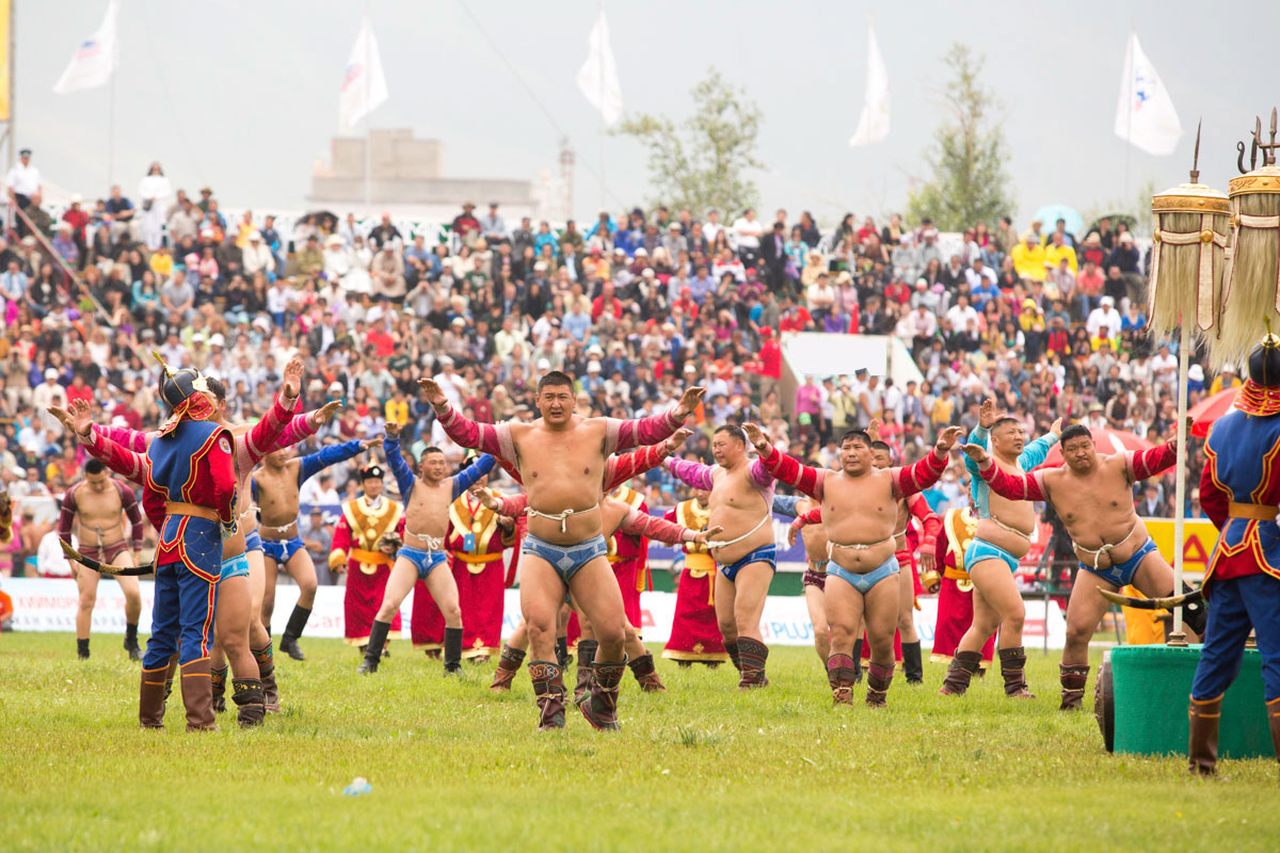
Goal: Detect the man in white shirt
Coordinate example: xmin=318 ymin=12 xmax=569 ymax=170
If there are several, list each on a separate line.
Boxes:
xmin=432 ymin=356 xmax=469 ymax=407
xmin=944 ymin=293 xmax=979 ymax=332
xmin=703 ymin=209 xmax=723 ymax=245
xmin=6 ymin=148 xmax=41 ymax=210
xmin=731 ymin=208 xmax=763 ymax=263
xmin=1151 ymin=343 xmax=1178 ymax=389
xmin=1086 ymin=296 xmax=1123 ymax=347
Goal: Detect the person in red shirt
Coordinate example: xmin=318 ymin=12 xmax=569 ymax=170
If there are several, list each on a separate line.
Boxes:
xmin=366 ymin=322 xmax=397 ymax=359
xmin=778 ymin=300 xmax=813 ymax=333
xmin=65 ymin=374 xmax=94 ymax=408
xmin=591 ymin=281 xmax=625 ymax=321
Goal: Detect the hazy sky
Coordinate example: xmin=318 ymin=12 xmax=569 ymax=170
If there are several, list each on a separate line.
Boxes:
xmin=15 ymin=0 xmax=1277 ymax=226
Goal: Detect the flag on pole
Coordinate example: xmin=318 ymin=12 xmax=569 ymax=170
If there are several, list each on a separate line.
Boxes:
xmin=339 ymin=18 xmax=389 ymax=132
xmin=1114 ymin=33 xmax=1181 ymax=156
xmin=849 ymin=24 xmax=890 ymax=147
xmin=576 ymin=10 xmax=623 ymax=127
xmin=53 ymin=0 xmax=119 ymax=95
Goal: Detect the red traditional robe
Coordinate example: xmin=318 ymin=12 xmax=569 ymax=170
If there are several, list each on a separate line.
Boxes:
xmin=411 ymin=490 xmax=513 ymax=657
xmin=930 ymin=507 xmax=996 ymax=662
xmin=661 ymin=498 xmax=728 ymax=664
xmin=331 ymin=495 xmax=405 ymax=645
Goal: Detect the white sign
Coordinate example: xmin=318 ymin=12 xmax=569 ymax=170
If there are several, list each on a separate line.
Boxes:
xmin=3 ymin=578 xmax=1067 ymax=650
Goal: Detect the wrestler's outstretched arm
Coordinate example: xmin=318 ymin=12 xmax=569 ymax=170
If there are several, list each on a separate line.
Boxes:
xmin=743 ymin=423 xmax=826 ymax=500
xmin=420 ymin=379 xmax=517 ymax=462
xmin=605 ymin=427 xmax=693 ymax=490
xmin=891 ymin=427 xmax=963 ymax=499
xmin=451 ymin=454 xmax=497 ymax=500
xmin=600 ymin=386 xmax=703 ymax=454
xmin=240 ymin=360 xmax=302 ymax=465
xmin=962 ymin=445 xmax=1048 ymax=502
xmin=297 ymin=438 xmax=375 ymax=485
xmin=382 ymin=424 xmax=418 ymax=501
xmin=1125 ymin=433 xmax=1178 ymax=481
xmin=618 ymin=505 xmax=720 ymax=545
xmin=906 ymin=493 xmax=943 ymax=557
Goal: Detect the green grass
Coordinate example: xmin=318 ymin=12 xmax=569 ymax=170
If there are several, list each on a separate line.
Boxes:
xmin=3 ymin=633 xmax=1279 ymax=851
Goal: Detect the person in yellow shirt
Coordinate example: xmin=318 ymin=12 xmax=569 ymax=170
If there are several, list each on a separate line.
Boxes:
xmin=148 ymin=245 xmax=174 ymax=279
xmin=1011 ymin=233 xmax=1046 ymax=282
xmin=384 ymin=388 xmax=411 ymax=429
xmin=1043 ymin=232 xmax=1078 ymax=274
xmin=1208 ymin=365 xmax=1243 ymax=396
xmin=235 ymin=210 xmax=256 ymax=249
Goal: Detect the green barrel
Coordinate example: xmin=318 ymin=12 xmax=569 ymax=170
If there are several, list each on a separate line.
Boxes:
xmin=1107 ymin=644 xmax=1271 ymax=757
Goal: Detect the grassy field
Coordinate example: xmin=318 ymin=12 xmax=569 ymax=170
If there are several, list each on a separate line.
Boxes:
xmin=3 ymin=633 xmax=1279 ymax=851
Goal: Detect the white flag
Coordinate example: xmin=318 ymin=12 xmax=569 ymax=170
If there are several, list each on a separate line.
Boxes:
xmin=53 ymin=0 xmax=119 ymax=95
xmin=576 ymin=10 xmax=623 ymax=127
xmin=339 ymin=18 xmax=389 ymax=132
xmin=1114 ymin=33 xmax=1181 ymax=156
xmin=849 ymin=24 xmax=890 ymax=147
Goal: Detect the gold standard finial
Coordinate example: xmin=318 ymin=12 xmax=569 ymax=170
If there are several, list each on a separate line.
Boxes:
xmin=152 ymin=349 xmax=176 ymax=379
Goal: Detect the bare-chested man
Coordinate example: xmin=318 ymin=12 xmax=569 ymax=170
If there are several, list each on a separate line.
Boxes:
xmin=255 ymin=434 xmax=377 ymax=660
xmin=941 ymin=399 xmax=1060 ymax=699
xmin=58 ymin=459 xmax=145 ymax=660
xmin=358 ymin=423 xmax=497 ymax=674
xmin=748 ymin=422 xmax=962 ymax=707
xmin=425 ymin=370 xmax=699 ymax=730
xmin=663 ymin=425 xmax=781 ymax=689
xmin=487 ymin=435 xmax=690 ymax=692
xmin=787 ymin=495 xmax=833 ymax=665
xmin=963 ymin=421 xmax=1205 ymax=709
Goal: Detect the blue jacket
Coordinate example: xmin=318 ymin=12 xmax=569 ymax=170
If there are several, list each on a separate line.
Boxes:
xmin=963 ymin=425 xmax=1058 ymax=518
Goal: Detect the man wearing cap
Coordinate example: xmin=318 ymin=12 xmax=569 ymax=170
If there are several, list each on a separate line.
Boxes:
xmin=1187 ymin=331 xmax=1280 ymax=774
xmin=357 ymin=424 xmax=496 ymax=674
xmin=1087 ymin=296 xmax=1122 ymax=351
xmin=255 ymin=433 xmax=377 ymax=661
xmin=6 ymin=148 xmax=41 ymax=236
xmin=331 ymin=461 xmax=406 ymax=655
xmin=65 ymin=358 xmax=236 ymax=731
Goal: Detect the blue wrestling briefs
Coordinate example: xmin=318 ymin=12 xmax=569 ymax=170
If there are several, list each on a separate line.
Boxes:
xmin=719 ymin=544 xmax=778 ymax=582
xmin=827 ymin=556 xmax=899 ymax=594
xmin=1079 ymin=537 xmax=1158 ymax=588
xmin=220 ymin=552 xmax=251 ymax=581
xmin=245 ymin=529 xmax=263 ymax=553
xmin=262 ymin=536 xmax=305 ymax=564
xmin=522 ymin=533 xmax=608 ymax=586
xmin=965 ymin=538 xmax=1020 ymax=573
xmin=400 ymin=546 xmax=447 ymax=580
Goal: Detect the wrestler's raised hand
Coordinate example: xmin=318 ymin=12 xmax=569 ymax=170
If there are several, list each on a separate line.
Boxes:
xmin=383 ymin=420 xmax=402 ymax=439
xmin=282 ymin=356 xmax=304 ymax=401
xmin=48 ymin=404 xmax=73 ymax=431
xmin=67 ymin=398 xmax=95 ymax=439
xmin=867 ymin=417 xmax=883 ymax=442
xmin=418 ymin=377 xmax=447 ymax=407
xmin=978 ymin=398 xmax=998 ymax=429
xmin=475 ymin=490 xmax=503 ymax=513
xmin=673 ymin=385 xmax=706 ymax=420
xmin=1050 ymin=417 xmax=1064 ymax=438
xmin=934 ymin=426 xmax=966 ymax=454
xmin=361 ymin=435 xmax=383 ymax=451
xmin=664 ymin=426 xmax=694 ymax=454
xmin=692 ymin=525 xmax=724 ymax=545
xmin=741 ymin=422 xmax=771 ymax=451
xmin=312 ymin=399 xmax=344 ymax=425
xmin=958 ymin=443 xmax=991 ymax=466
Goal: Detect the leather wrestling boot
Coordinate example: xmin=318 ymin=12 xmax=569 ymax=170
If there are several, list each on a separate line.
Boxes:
xmin=826 ymin=654 xmax=856 ymax=706
xmin=231 ymin=677 xmax=266 ymax=728
xmin=999 ymin=647 xmax=1035 ymax=699
xmin=528 ymin=660 xmax=566 ymax=731
xmin=138 ymin=665 xmax=170 ymax=729
xmin=628 ymin=652 xmax=666 ymax=692
xmin=865 ymin=662 xmax=895 ymax=708
xmin=574 ymin=639 xmax=597 ymax=704
xmin=579 ymin=657 xmax=626 ymax=731
xmin=1188 ymin=695 xmax=1223 ymax=776
xmin=939 ymin=651 xmax=982 ymax=696
xmin=253 ymin=643 xmax=280 ymax=713
xmin=180 ymin=658 xmax=217 ymax=732
xmin=490 ymin=645 xmax=525 ymax=692
xmin=1059 ymin=664 xmax=1090 ymax=711
xmin=210 ymin=665 xmax=229 ymax=714
xmin=736 ymin=638 xmax=770 ymax=689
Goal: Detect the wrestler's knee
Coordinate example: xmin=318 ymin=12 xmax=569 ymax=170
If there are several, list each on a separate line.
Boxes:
xmin=78 ymin=591 xmax=97 ymax=611
xmin=1003 ymin=609 xmax=1026 ymax=635
xmin=828 ymin=622 xmax=853 ymax=648
xmin=717 ymin=619 xmax=738 ymax=641
xmin=623 ymin=622 xmax=641 ymax=644
xmin=1065 ymin=619 xmax=1093 ymax=648
xmin=812 ymin=623 xmax=831 ymax=649
xmin=444 ymin=602 xmax=462 ymax=625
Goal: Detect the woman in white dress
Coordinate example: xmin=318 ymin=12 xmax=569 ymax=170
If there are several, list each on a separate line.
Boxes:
xmin=137 ymin=162 xmax=173 ymax=250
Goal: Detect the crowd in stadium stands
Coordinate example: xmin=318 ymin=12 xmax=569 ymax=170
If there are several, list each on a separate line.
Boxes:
xmin=0 ymin=153 xmax=1226 ymax=579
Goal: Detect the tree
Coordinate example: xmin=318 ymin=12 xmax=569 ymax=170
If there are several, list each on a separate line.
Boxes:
xmin=907 ymin=44 xmax=1014 ymax=231
xmin=616 ymin=68 xmax=764 ymax=215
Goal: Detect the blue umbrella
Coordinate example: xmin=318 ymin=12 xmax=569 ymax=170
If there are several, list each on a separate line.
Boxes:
xmin=1031 ymin=204 xmax=1084 ymax=238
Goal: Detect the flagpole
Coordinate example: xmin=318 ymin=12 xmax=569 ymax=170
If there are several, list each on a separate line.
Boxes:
xmin=7 ymin=0 xmax=14 ymax=172
xmin=1123 ymin=28 xmax=1133 ymax=204
xmin=597 ymin=3 xmax=606 ymax=213
xmin=363 ymin=8 xmax=372 ymax=209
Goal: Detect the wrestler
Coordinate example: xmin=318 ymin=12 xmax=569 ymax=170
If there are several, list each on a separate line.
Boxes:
xmin=58 ymin=459 xmax=145 ymax=661
xmin=425 ymin=370 xmax=699 ymax=730
xmin=663 ymin=425 xmax=781 ymax=689
xmin=787 ymin=495 xmax=834 ymax=665
xmin=964 ymin=420 xmax=1202 ymax=710
xmin=255 ymin=434 xmax=377 ymax=660
xmin=941 ymin=400 xmax=1060 ymax=699
xmin=746 ymin=421 xmax=962 ymax=707
xmin=487 ymin=435 xmax=690 ymax=692
xmin=358 ymin=425 xmax=496 ymax=674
